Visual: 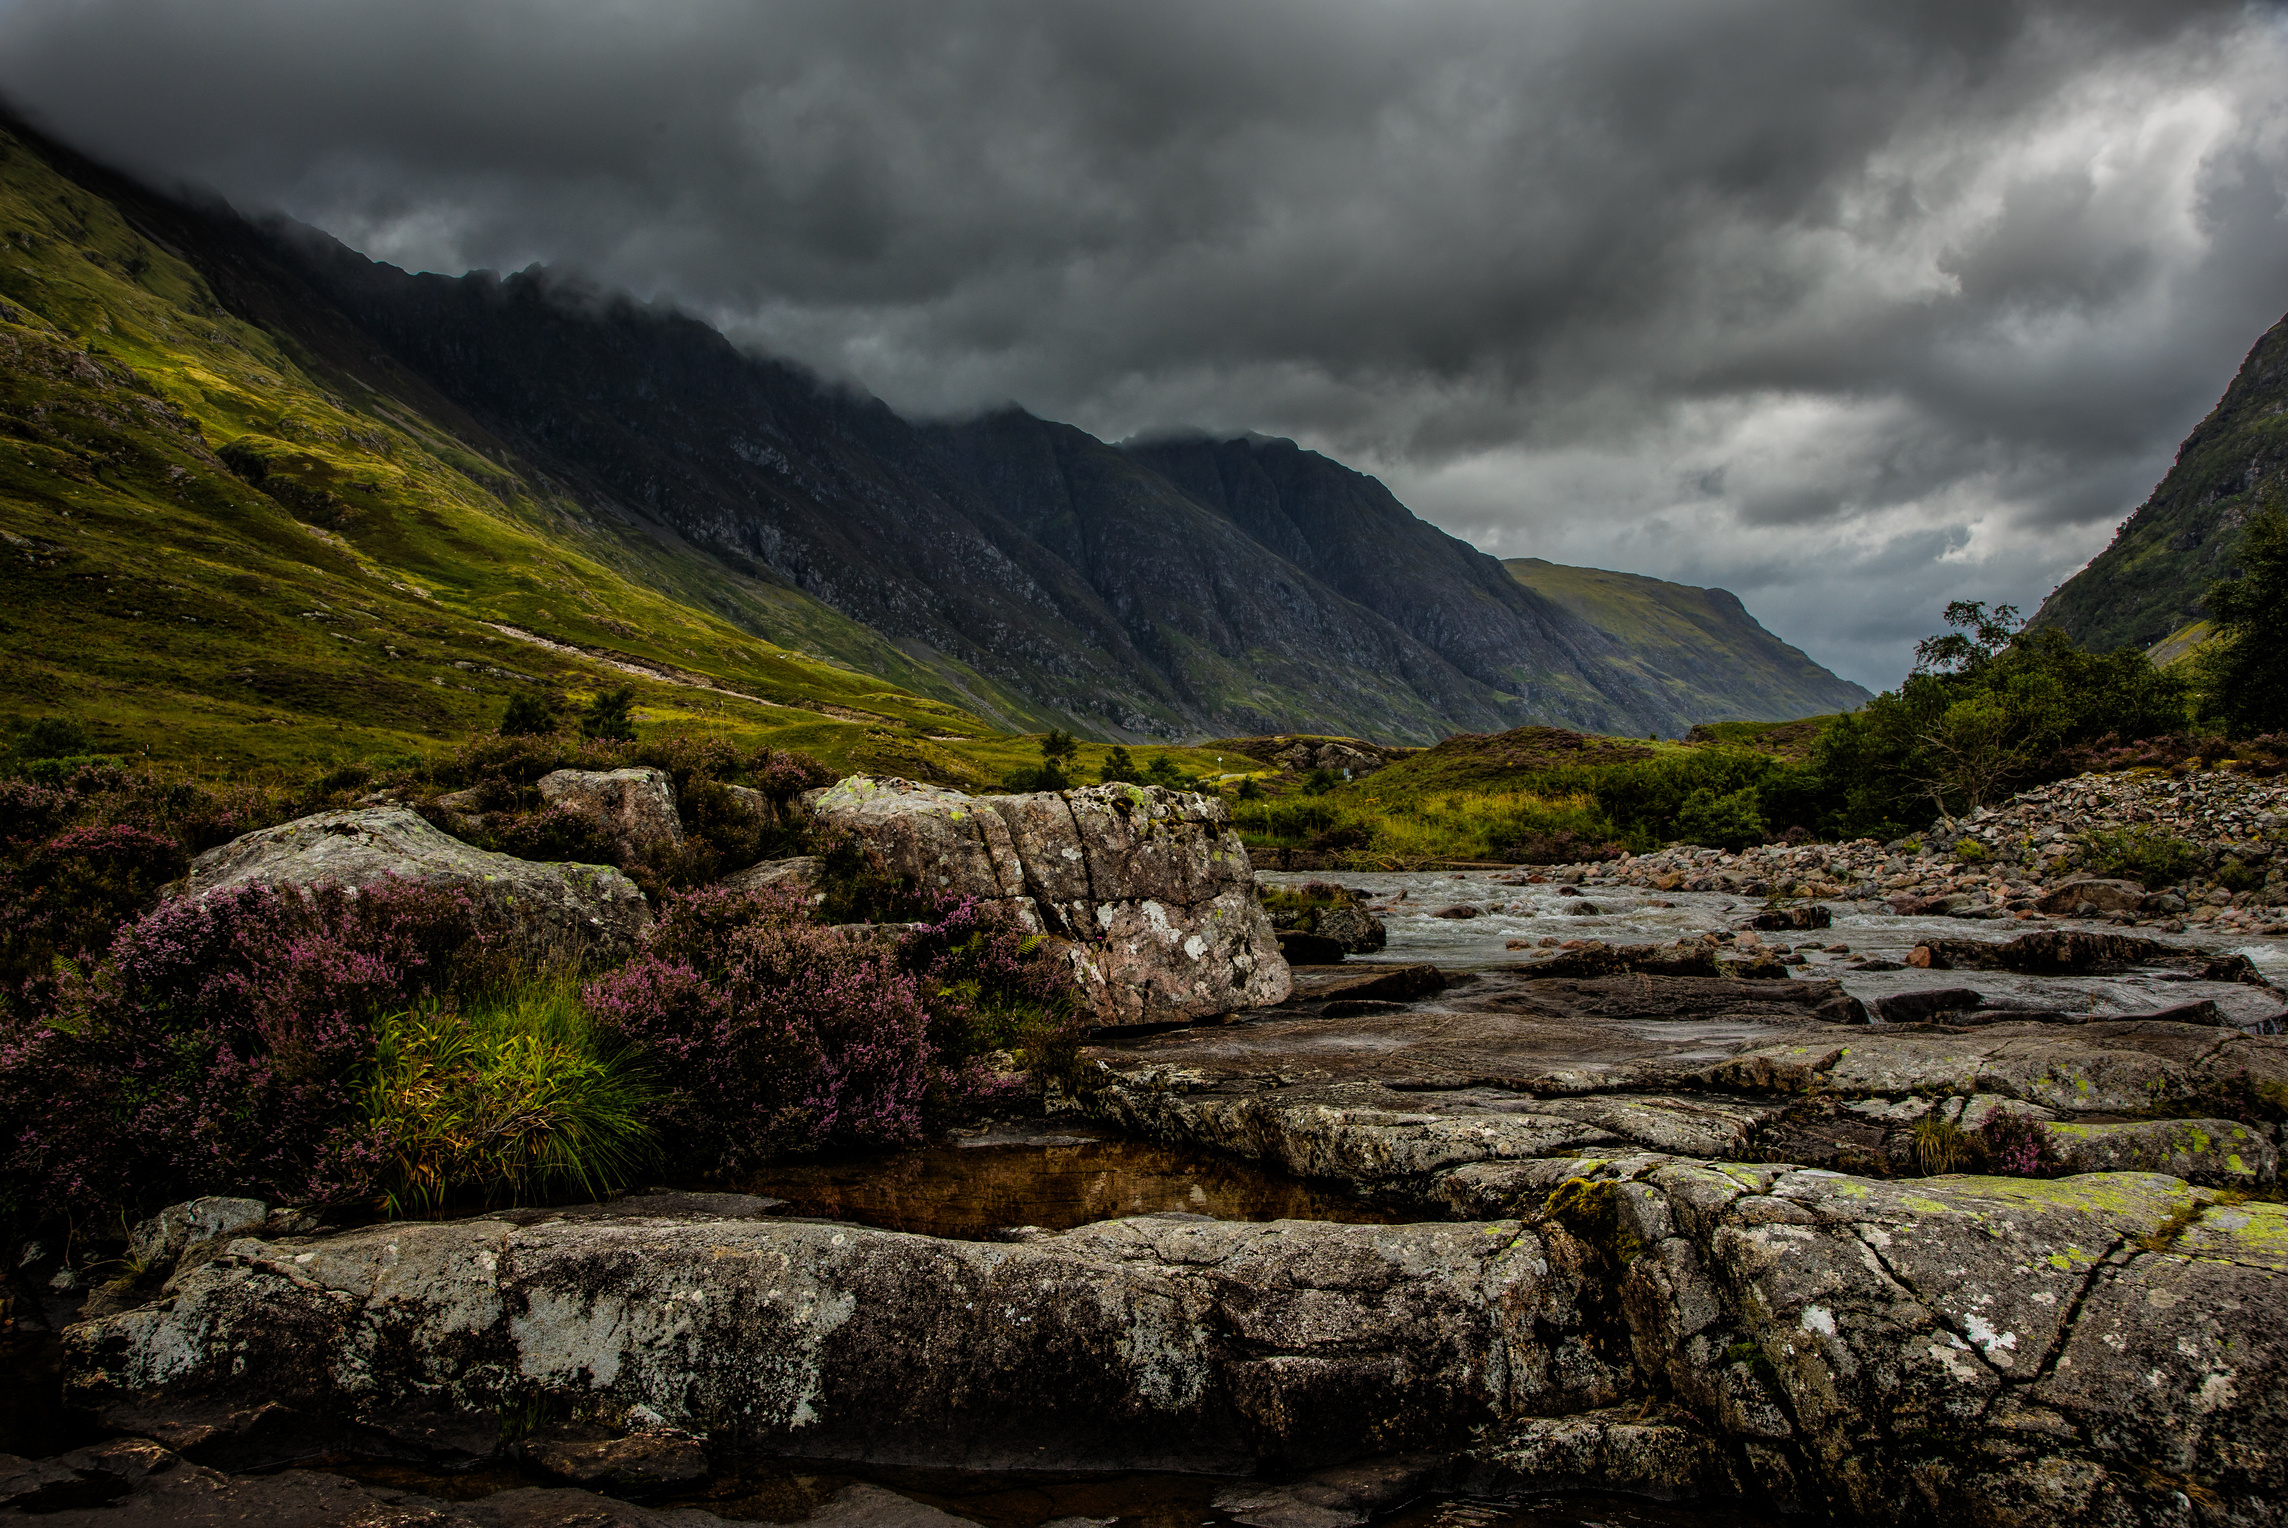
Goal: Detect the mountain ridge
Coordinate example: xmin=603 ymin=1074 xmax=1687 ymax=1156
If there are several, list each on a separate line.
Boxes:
xmin=2032 ymin=311 xmax=2288 ymax=654
xmin=0 ymin=105 xmax=1870 ymax=758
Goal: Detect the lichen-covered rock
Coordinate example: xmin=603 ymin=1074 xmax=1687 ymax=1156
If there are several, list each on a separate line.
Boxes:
xmin=2041 ymin=1116 xmax=2277 ymax=1187
xmin=125 ymin=1198 xmax=267 ymax=1274
xmin=176 ymin=807 xmax=651 ymax=963
xmin=718 ymin=854 xmax=821 ymax=899
xmin=800 ymin=776 xmax=1287 ymax=1025
xmin=64 ymin=1214 xmax=1554 ymax=1475
xmin=537 ymin=767 xmax=684 ymax=863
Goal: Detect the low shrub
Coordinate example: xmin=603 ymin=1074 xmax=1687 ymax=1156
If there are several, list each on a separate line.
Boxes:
xmin=1976 ymin=1110 xmax=2051 ymax=1177
xmin=583 ymin=886 xmax=1003 ymax=1172
xmin=1673 ymin=786 xmax=1768 ymax=852
xmin=899 ymin=895 xmax=1085 ymax=1097
xmin=363 ymin=980 xmax=657 ymax=1216
xmin=0 ymin=879 xmax=475 ymax=1219
xmin=2217 ymin=858 xmax=2266 ymax=895
xmin=2079 ymin=824 xmax=2205 ymax=889
xmin=0 ymin=824 xmax=189 ymax=1006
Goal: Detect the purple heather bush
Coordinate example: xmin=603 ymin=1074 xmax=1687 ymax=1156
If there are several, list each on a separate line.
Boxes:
xmin=0 ymin=879 xmax=474 ymax=1218
xmin=584 ymin=886 xmax=1065 ymax=1173
xmin=0 ymin=824 xmax=190 ymax=1003
xmin=1976 ymin=1109 xmax=2052 ymax=1177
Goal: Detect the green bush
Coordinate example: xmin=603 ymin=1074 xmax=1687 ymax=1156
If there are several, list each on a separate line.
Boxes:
xmin=1953 ymin=838 xmax=1989 ymax=863
xmin=2217 ymin=858 xmax=2266 ymax=895
xmin=2079 ymin=825 xmax=2204 ymax=889
xmin=17 ymin=717 xmax=90 ymax=760
xmin=1673 ymin=786 xmax=1768 ymax=852
xmin=500 ymin=691 xmax=559 ymax=737
xmin=363 ymin=980 xmax=658 ymax=1217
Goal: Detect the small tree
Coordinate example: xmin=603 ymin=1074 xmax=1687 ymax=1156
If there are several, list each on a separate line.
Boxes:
xmin=2198 ymin=501 xmax=2288 ymax=737
xmin=1914 ymin=695 xmax=2027 ymax=820
xmin=1913 ymin=601 xmax=2022 ymax=676
xmin=1146 ymin=754 xmax=1187 ymax=788
xmin=1098 ymin=744 xmax=1138 ymax=784
xmin=1040 ymin=729 xmax=1079 ymax=767
xmin=580 ymin=686 xmax=637 ymax=742
xmin=500 ymin=691 xmax=559 ymax=737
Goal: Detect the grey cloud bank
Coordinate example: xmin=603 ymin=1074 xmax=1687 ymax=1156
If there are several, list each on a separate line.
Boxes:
xmin=3 ymin=0 xmax=2283 ymax=689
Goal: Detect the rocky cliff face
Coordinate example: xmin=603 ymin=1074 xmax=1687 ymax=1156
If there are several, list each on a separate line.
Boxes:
xmin=2034 ymin=311 xmax=2288 ymax=653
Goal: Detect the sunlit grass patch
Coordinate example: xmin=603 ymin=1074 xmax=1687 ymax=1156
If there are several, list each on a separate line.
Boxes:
xmin=364 ymin=980 xmax=657 ymax=1217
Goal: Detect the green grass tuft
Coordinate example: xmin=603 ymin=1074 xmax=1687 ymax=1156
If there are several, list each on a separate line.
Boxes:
xmin=363 ymin=980 xmax=657 ymax=1217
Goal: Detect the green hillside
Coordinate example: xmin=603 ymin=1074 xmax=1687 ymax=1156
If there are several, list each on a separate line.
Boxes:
xmin=2032 ymin=311 xmax=2288 ymax=653
xmin=0 ymin=119 xmax=1075 ymax=781
xmin=1502 ymin=558 xmax=1869 ymax=728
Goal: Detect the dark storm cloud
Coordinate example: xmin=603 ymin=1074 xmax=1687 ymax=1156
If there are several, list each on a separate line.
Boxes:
xmin=2 ymin=0 xmax=2284 ymax=686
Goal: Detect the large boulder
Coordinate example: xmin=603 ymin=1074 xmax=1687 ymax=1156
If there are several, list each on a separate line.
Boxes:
xmin=2034 ymin=877 xmax=2149 ymax=916
xmin=176 ymin=808 xmax=650 ymax=963
xmin=800 ymin=777 xmax=1288 ymax=1025
xmin=537 ymin=767 xmax=684 ymax=863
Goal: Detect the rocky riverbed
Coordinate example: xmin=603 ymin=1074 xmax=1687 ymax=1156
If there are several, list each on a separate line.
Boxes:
xmin=12 ymin=773 xmax=2288 ymax=1527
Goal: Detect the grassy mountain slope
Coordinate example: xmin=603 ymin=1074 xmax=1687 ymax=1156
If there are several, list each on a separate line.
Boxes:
xmin=0 ymin=118 xmax=1047 ymax=780
xmin=1502 ymin=558 xmax=1870 ymax=726
xmin=2031 ymin=311 xmax=2288 ymax=653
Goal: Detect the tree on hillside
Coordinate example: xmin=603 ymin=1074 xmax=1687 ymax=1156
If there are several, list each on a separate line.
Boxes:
xmin=1807 ymin=602 xmax=2191 ymax=837
xmin=579 ymin=687 xmax=637 ymax=742
xmin=2197 ymin=501 xmax=2288 ymax=736
xmin=1098 ymin=744 xmax=1138 ymax=784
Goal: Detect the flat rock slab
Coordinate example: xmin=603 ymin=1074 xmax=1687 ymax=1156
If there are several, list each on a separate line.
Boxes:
xmin=66 ymin=1215 xmax=1548 ymax=1476
xmin=60 ymin=1174 xmax=2288 ymax=1528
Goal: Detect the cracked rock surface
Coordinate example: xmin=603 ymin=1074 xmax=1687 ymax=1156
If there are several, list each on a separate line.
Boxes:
xmin=801 ymin=775 xmax=1289 ymax=1025
xmin=56 ymin=1164 xmax=2286 ymax=1526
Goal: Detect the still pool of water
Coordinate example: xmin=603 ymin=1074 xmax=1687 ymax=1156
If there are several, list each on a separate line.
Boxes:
xmin=326 ymin=1454 xmax=1812 ymax=1527
xmin=724 ymin=1123 xmax=1405 ymax=1239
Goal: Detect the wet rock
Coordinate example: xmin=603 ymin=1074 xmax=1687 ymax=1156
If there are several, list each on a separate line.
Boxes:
xmin=537 ymin=767 xmax=684 ymax=862
xmin=802 ymin=1483 xmax=985 ymax=1528
xmin=1277 ymin=930 xmax=1347 ymax=965
xmin=176 ymin=807 xmax=650 ymax=964
xmin=1743 ymin=905 xmax=1832 ymax=932
xmin=2033 ymin=877 xmax=2148 ymax=916
xmin=1312 ymin=905 xmax=1387 ymax=954
xmin=1920 ymin=929 xmax=2274 ymax=985
xmin=1429 ymin=904 xmax=1481 ymax=919
xmin=1286 ymin=964 xmax=1445 ymax=1005
xmin=1872 ymin=988 xmax=1988 ymax=1025
xmin=522 ymin=1427 xmax=709 ymax=1492
xmin=1212 ymin=1456 xmax=1441 ymax=1527
xmin=800 ymin=777 xmax=1287 ymax=1027
xmin=1505 ymin=940 xmax=1721 ymax=980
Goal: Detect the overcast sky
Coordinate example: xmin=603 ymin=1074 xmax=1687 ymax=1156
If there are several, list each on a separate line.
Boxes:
xmin=4 ymin=0 xmax=2284 ymax=688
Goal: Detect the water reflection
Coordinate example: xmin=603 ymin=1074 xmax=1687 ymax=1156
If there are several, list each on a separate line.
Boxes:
xmin=730 ymin=1125 xmax=1404 ymax=1240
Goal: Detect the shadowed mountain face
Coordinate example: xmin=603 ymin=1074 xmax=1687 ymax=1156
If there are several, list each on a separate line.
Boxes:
xmin=266 ymin=235 xmax=1769 ymax=742
xmin=2034 ymin=312 xmax=2288 ymax=655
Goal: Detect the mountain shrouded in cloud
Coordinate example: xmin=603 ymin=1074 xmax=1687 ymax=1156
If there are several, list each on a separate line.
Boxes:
xmin=2 ymin=0 xmax=2284 ymax=687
